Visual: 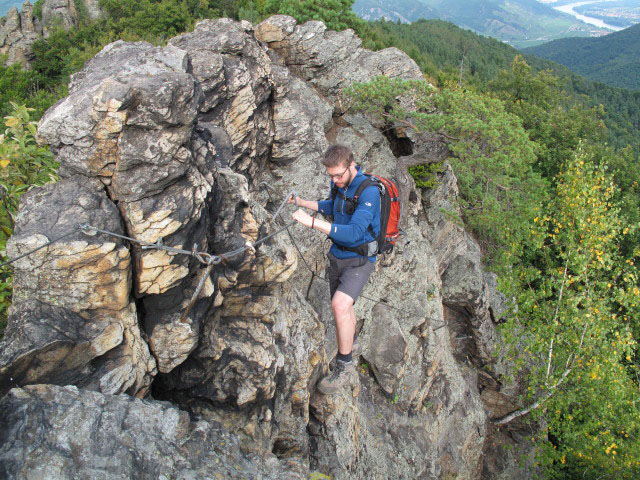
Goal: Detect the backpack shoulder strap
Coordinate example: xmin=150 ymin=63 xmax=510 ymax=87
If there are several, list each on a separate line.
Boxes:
xmin=353 ymin=174 xmax=382 ymax=201
xmin=352 ymin=174 xmax=383 ymax=239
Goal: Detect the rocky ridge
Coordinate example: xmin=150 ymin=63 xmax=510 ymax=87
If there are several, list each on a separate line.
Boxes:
xmin=0 ymin=15 xmax=530 ymax=480
xmin=0 ymin=0 xmax=102 ymax=67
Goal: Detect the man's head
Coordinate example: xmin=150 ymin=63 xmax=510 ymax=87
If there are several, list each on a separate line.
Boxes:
xmin=323 ymin=144 xmax=356 ymax=188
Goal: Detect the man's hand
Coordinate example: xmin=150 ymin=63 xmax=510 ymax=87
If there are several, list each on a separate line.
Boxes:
xmin=288 ymin=196 xmax=320 ymax=212
xmin=287 ymin=194 xmax=300 ymax=206
xmin=292 ymin=208 xmax=312 ymax=227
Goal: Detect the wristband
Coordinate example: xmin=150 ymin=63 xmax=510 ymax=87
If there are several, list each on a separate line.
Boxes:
xmin=311 ymin=217 xmax=315 ymax=229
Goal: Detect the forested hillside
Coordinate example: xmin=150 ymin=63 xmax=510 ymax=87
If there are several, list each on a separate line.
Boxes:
xmin=353 ymin=0 xmax=605 ymax=47
xmin=1 ymin=1 xmax=639 ymax=479
xmin=366 ymin=19 xmax=640 ymax=154
xmin=524 ymin=23 xmax=640 ymax=91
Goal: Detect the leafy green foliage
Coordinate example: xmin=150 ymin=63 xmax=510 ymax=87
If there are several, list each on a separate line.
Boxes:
xmin=408 ymin=161 xmax=443 ymax=189
xmin=31 ymin=23 xmax=106 ymax=88
xmin=0 ymin=59 xmax=60 ymax=118
xmin=487 ymin=57 xmax=640 ymax=263
xmin=498 ymin=148 xmax=640 ymax=478
xmin=346 ymin=76 xmax=547 ymax=258
xmin=99 ymin=0 xmax=196 ymax=39
xmin=489 ymin=56 xmax=607 ymax=179
xmin=32 ymin=0 xmax=44 ymax=20
xmin=0 ymin=103 xmax=59 ymax=333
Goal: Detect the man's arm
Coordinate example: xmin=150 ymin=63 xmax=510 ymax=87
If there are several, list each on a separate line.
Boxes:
xmin=292 ymin=209 xmax=331 ymax=235
xmin=289 ymin=192 xmax=337 ymax=217
xmin=291 ymin=197 xmax=319 ymax=211
xmin=292 ymin=186 xmax=379 ymax=241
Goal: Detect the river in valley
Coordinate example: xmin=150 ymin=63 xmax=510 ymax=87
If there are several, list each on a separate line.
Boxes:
xmin=552 ymin=1 xmax=625 ymax=31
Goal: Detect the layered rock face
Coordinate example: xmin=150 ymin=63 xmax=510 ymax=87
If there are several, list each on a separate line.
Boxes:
xmin=0 ymin=15 xmax=529 ymax=480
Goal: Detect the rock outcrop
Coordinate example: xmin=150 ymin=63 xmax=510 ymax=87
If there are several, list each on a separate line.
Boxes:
xmin=0 ymin=15 xmax=531 ymax=480
xmin=2 ymin=176 xmax=156 ymax=398
xmin=0 ymin=0 xmax=103 ymax=68
xmin=0 ymin=384 xmax=306 ymax=479
xmin=0 ymin=2 xmax=39 ymax=66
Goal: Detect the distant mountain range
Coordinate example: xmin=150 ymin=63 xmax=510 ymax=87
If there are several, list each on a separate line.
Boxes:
xmin=353 ymin=0 xmax=610 ymax=48
xmin=524 ymin=22 xmax=640 ymax=91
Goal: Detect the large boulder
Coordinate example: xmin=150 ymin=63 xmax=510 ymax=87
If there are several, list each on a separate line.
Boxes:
xmin=2 ymin=176 xmax=156 ymax=397
xmin=255 ymin=15 xmax=422 ymax=98
xmin=0 ymin=384 xmax=306 ymax=480
xmin=169 ymin=18 xmax=274 ymax=178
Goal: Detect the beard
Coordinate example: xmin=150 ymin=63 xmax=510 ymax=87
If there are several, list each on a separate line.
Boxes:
xmin=336 ymin=168 xmax=353 ymax=189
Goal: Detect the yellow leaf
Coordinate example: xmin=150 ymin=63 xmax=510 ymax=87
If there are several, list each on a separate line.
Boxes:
xmin=4 ymin=116 xmax=19 ymax=127
xmin=0 ymin=158 xmax=9 ymax=168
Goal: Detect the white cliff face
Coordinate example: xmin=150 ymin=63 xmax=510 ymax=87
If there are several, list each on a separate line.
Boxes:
xmin=0 ymin=16 xmax=530 ymax=480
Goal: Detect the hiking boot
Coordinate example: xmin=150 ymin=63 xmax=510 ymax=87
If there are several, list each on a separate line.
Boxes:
xmin=317 ymin=360 xmax=358 ymax=394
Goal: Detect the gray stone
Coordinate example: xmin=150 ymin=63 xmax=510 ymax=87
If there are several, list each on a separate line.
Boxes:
xmin=255 ymin=15 xmax=422 ymax=98
xmin=270 ymin=64 xmax=333 ymax=166
xmin=0 ymin=5 xmax=39 ymax=67
xmin=3 ymin=176 xmax=156 ymax=397
xmin=366 ymin=303 xmax=407 ymax=394
xmin=0 ymin=384 xmax=306 ymax=480
xmin=40 ymin=0 xmax=76 ymax=35
xmin=169 ymin=18 xmax=274 ymax=177
xmin=485 ymin=271 xmax=510 ymax=323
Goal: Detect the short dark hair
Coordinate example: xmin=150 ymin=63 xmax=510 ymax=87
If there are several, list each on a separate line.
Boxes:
xmin=322 ymin=144 xmax=353 ymax=168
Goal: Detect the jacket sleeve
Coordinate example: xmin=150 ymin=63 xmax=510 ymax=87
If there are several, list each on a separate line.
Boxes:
xmin=317 ymin=199 xmax=333 ymax=216
xmin=328 ymin=186 xmax=379 ymax=244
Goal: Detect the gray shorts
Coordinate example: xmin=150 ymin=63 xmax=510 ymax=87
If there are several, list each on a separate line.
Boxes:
xmin=327 ymin=252 xmax=375 ymax=303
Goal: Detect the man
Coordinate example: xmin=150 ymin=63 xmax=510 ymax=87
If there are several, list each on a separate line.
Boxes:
xmin=290 ymin=144 xmax=380 ymax=394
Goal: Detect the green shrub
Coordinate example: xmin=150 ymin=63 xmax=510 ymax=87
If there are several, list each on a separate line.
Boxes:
xmin=408 ymin=161 xmax=444 ymax=189
xmin=0 ymin=103 xmax=59 ymax=334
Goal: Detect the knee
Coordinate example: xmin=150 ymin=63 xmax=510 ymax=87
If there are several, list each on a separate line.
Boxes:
xmin=332 ymin=295 xmax=352 ymax=320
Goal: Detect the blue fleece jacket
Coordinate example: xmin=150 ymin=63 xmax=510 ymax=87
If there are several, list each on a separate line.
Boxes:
xmin=317 ymin=167 xmax=380 ymax=263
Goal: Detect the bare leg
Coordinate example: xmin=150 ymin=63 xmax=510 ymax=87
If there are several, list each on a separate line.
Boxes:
xmin=317 ymin=290 xmax=359 ymax=394
xmin=332 ymin=290 xmax=355 ymax=355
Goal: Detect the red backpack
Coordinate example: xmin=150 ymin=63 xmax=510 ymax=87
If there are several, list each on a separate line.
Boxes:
xmin=331 ymin=173 xmax=401 ymax=256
